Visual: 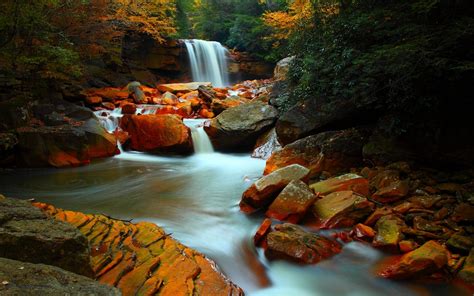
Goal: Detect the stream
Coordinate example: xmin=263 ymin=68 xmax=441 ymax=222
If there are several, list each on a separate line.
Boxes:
xmin=0 ymin=118 xmax=468 ymax=296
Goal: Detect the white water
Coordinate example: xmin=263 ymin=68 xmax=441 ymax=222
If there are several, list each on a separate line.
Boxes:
xmin=183 ymin=39 xmax=230 ymax=87
xmin=94 ymin=106 xmax=214 ymax=155
xmin=184 ymin=119 xmax=214 ymax=154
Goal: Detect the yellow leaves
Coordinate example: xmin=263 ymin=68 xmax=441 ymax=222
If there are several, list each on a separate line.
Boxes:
xmin=262 ymin=0 xmax=314 ymax=43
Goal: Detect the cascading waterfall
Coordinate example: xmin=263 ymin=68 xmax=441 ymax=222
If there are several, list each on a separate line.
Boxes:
xmin=94 ymin=106 xmax=215 ymax=154
xmin=184 ymin=119 xmax=214 ymax=154
xmin=183 ymin=39 xmax=230 ymax=87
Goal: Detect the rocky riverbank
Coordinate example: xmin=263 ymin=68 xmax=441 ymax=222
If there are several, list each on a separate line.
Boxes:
xmin=0 ymin=195 xmax=242 ymax=295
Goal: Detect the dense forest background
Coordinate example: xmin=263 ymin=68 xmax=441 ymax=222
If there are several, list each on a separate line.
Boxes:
xmin=1 ymin=0 xmax=473 ymax=166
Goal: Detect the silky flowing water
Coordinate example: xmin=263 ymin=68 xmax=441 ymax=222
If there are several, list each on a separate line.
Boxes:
xmin=0 ymin=129 xmax=468 ymax=295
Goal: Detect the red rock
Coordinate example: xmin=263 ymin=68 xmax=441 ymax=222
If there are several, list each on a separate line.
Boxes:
xmin=378 ymin=241 xmax=448 ymax=279
xmin=158 ymin=82 xmax=211 ymax=93
xmin=121 ymin=103 xmax=137 ymax=115
xmin=452 ymin=203 xmax=474 ymax=223
xmin=86 ymin=96 xmax=102 ymax=105
xmin=350 ymin=223 xmax=375 ymax=241
xmin=120 ymin=114 xmax=193 ymax=154
xmin=254 ymin=218 xmax=273 ymax=247
xmin=101 ymin=102 xmax=115 ymax=110
xmin=240 ymin=164 xmax=310 ymax=213
xmin=369 ymin=169 xmax=400 ymax=190
xmin=156 ymin=104 xmax=192 ymax=118
xmin=198 ymin=108 xmax=214 ymax=118
xmin=364 ymin=207 xmax=394 ymax=226
xmin=372 ymin=215 xmax=406 ymax=252
xmin=372 ymin=180 xmax=410 ymax=203
xmin=264 ymin=223 xmax=341 ymax=264
xmin=211 ymin=98 xmax=243 ymax=115
xmin=399 ymin=240 xmax=419 ymax=253
xmin=87 ymin=87 xmax=129 ymax=102
xmin=312 ymin=190 xmax=375 ymax=229
xmin=266 ymin=180 xmax=317 ymax=223
xmin=309 ymin=173 xmax=369 ymax=196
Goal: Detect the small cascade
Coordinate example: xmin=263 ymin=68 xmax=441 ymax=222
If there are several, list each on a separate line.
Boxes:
xmin=136 ymin=105 xmax=160 ymax=115
xmin=184 ymin=119 xmax=214 ymax=154
xmin=94 ymin=109 xmax=122 ymax=133
xmin=183 ymin=39 xmax=230 ymax=87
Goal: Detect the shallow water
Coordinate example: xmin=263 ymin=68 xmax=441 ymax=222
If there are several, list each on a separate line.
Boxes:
xmin=0 ymin=151 xmax=469 ymax=295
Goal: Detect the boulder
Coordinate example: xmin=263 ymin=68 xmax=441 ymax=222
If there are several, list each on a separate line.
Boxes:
xmin=127 ymin=81 xmax=147 ymax=104
xmin=373 ymin=215 xmax=406 ymax=252
xmin=252 ymin=128 xmax=282 ymax=160
xmin=16 ymin=117 xmax=118 ymax=167
xmin=309 ymin=173 xmax=369 ymax=196
xmin=205 ymin=102 xmax=278 ymax=151
xmin=273 ymin=56 xmax=295 ymax=81
xmin=312 ymin=190 xmax=374 ymax=229
xmin=240 ymin=164 xmax=310 ymax=213
xmin=265 ymin=128 xmax=370 ymax=178
xmin=120 ymin=114 xmax=193 ymax=154
xmin=458 ymin=248 xmax=474 ymax=285
xmin=0 ymin=197 xmax=93 ymax=277
xmin=157 ymin=82 xmax=211 ymax=93
xmin=371 ymin=180 xmax=410 ymax=203
xmin=275 ymin=96 xmax=377 ymax=145
xmin=265 ymin=223 xmax=341 ymax=264
xmin=266 ymin=180 xmax=317 ymax=223
xmin=0 ymin=258 xmax=120 ymax=296
xmin=378 ymin=241 xmax=448 ymax=279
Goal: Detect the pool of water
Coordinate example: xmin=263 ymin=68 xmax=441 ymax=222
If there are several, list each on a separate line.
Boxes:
xmin=0 ymin=151 xmax=469 ymax=296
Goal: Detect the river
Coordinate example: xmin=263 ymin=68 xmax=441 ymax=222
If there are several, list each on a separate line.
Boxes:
xmin=0 ymin=133 xmax=468 ymax=295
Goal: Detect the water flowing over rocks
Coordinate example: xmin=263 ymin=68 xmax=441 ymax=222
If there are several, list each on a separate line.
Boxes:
xmin=0 ymin=257 xmax=120 ymax=296
xmin=33 ymin=203 xmax=243 ymax=296
xmin=204 ymin=101 xmax=278 ymax=151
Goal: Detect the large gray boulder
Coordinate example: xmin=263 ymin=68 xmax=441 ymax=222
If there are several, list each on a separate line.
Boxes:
xmin=0 ymin=257 xmax=120 ymax=295
xmin=204 ymin=101 xmax=278 ymax=151
xmin=0 ymin=196 xmax=93 ymax=277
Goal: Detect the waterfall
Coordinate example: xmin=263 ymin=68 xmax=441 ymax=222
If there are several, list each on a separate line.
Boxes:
xmin=184 ymin=119 xmax=214 ymax=154
xmin=183 ymin=39 xmax=230 ymax=87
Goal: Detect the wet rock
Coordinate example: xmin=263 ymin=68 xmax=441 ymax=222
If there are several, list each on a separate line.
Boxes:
xmin=265 ymin=223 xmax=341 ymax=264
xmin=371 ymin=180 xmax=410 ymax=203
xmin=0 ymin=197 xmax=93 ymax=277
xmin=458 ymin=248 xmax=474 ymax=285
xmin=254 ymin=218 xmax=273 ymax=247
xmin=373 ymin=215 xmax=406 ymax=252
xmin=0 ymin=258 xmax=120 ymax=296
xmin=240 ymin=164 xmax=310 ymax=213
xmin=265 ymin=128 xmax=369 ymax=178
xmin=121 ymin=103 xmax=137 ymax=115
xmin=413 ymin=216 xmax=443 ymax=233
xmin=378 ymin=241 xmax=448 ymax=279
xmin=120 ymin=114 xmax=193 ymax=154
xmin=266 ymin=180 xmax=317 ymax=223
xmin=369 ymin=169 xmax=400 ymax=190
xmin=127 ymin=81 xmax=146 ymax=104
xmin=198 ymin=85 xmax=217 ymax=103
xmin=447 ymin=234 xmax=474 ymax=254
xmin=399 ymin=240 xmax=419 ymax=253
xmin=365 ymin=207 xmax=394 ymax=226
xmin=312 ymin=190 xmax=375 ymax=229
xmin=309 ymin=173 xmax=369 ymax=196
xmin=86 ymin=87 xmax=129 ymax=102
xmin=211 ymin=98 xmax=244 ymax=115
xmin=409 ymin=195 xmax=442 ymax=209
xmin=161 ymin=91 xmax=178 ymax=105
xmin=204 ymin=101 xmax=278 ymax=151
xmin=34 ymin=203 xmax=243 ymax=296
xmin=251 ymin=129 xmax=281 ymax=161
xmin=86 ymin=96 xmax=102 ymax=105
xmin=158 ymin=82 xmax=211 ymax=93
xmin=101 ymin=102 xmax=116 ymax=110
xmin=350 ymin=223 xmax=376 ymax=242
xmin=16 ymin=118 xmax=118 ymax=167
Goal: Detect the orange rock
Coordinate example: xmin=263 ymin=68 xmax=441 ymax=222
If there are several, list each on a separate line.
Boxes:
xmin=86 ymin=96 xmax=102 ymax=105
xmin=121 ymin=103 xmax=136 ymax=115
xmin=309 ymin=173 xmax=369 ymax=196
xmin=254 ymin=218 xmax=273 ymax=247
xmin=33 ymin=203 xmax=243 ymax=296
xmin=350 ymin=223 xmax=375 ymax=241
xmin=120 ymin=114 xmax=193 ymax=154
xmin=199 ymin=108 xmax=215 ymax=118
